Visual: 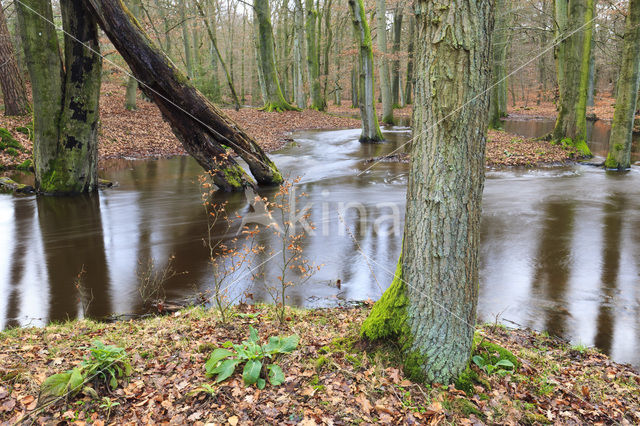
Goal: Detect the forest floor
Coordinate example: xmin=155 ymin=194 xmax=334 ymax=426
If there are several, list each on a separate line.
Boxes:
xmin=1 ymin=82 xmax=586 ymax=174
xmin=0 ymin=304 xmax=638 ymax=424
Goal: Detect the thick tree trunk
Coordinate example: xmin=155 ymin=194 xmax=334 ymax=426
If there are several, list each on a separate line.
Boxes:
xmin=605 ymin=0 xmax=640 ymax=170
xmin=0 ymin=4 xmax=29 ymax=116
xmin=376 ymin=0 xmax=393 ymax=124
xmin=348 ymin=0 xmax=383 ymax=143
xmin=305 ymin=0 xmax=326 ymax=111
xmin=552 ymin=0 xmax=594 ymax=156
xmin=404 ymin=15 xmax=414 ymax=105
xmin=83 ymin=0 xmax=283 ymax=190
xmin=362 ymin=0 xmax=493 ymax=384
xmin=586 ymin=38 xmax=596 ymax=107
xmin=390 ymin=7 xmax=402 ymax=107
xmin=253 ymin=0 xmax=297 ymax=112
xmin=17 ymin=0 xmax=102 ymax=194
xmin=489 ymin=0 xmax=509 ymax=128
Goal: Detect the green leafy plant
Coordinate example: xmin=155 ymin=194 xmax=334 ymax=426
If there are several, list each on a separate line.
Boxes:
xmin=99 ymin=397 xmax=120 ymax=422
xmin=40 ymin=341 xmax=131 ymax=399
xmin=205 ymin=326 xmax=298 ymax=389
xmin=472 ymin=355 xmax=515 ymax=375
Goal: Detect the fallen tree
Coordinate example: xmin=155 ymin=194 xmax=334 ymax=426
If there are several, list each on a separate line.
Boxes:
xmin=83 ymin=0 xmax=283 ymax=191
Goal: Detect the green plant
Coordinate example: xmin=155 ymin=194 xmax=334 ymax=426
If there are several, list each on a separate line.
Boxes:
xmin=99 ymin=397 xmax=120 ymax=422
xmin=40 ymin=341 xmax=131 ymax=399
xmin=205 ymin=326 xmax=298 ymax=389
xmin=472 ymin=354 xmax=515 ymax=375
xmin=188 ymin=383 xmax=218 ymax=398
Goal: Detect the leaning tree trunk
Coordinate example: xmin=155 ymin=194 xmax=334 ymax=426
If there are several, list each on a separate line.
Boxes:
xmin=348 ymin=0 xmax=383 ymax=143
xmin=361 ymin=0 xmax=493 ymax=384
xmin=376 ymin=0 xmax=393 ymax=124
xmin=253 ymin=0 xmax=297 ymax=112
xmin=0 ymin=3 xmax=29 ymax=116
xmin=605 ymin=0 xmax=640 ymax=170
xmin=83 ymin=0 xmax=283 ymax=191
xmin=552 ymin=0 xmax=594 ymax=156
xmin=16 ymin=0 xmax=102 ymax=194
xmin=489 ymin=0 xmax=509 ymax=128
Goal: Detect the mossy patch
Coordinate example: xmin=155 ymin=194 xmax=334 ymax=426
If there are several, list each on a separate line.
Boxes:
xmin=0 ymin=128 xmax=24 ymax=151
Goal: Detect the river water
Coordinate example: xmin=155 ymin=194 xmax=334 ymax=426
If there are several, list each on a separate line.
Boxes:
xmin=2 ymin=118 xmax=640 ymax=367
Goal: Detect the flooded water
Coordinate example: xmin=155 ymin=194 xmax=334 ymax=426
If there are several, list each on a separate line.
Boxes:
xmin=2 ymin=120 xmax=640 ymax=368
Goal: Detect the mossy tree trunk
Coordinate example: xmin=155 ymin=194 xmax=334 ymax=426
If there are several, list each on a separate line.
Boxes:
xmin=16 ymin=0 xmax=102 ymax=194
xmin=605 ymin=0 xmax=640 ymax=170
xmin=293 ymin=0 xmax=308 ymax=108
xmin=254 ymin=0 xmax=298 ymax=112
xmin=305 ymin=0 xmax=326 ymax=111
xmin=390 ymin=6 xmax=402 ymax=107
xmin=125 ymin=0 xmax=142 ymax=111
xmin=348 ymin=0 xmax=384 ymax=143
xmin=552 ymin=0 xmax=594 ymax=156
xmin=376 ymin=0 xmax=393 ymax=124
xmin=83 ymin=0 xmax=283 ymax=191
xmin=404 ymin=15 xmax=414 ymax=105
xmin=489 ymin=0 xmax=509 ymax=128
xmin=0 ymin=4 xmax=29 ymax=116
xmin=362 ymin=0 xmax=493 ymax=384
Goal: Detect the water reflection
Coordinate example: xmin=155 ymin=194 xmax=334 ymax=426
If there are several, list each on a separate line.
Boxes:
xmin=1 ymin=125 xmax=640 ymax=368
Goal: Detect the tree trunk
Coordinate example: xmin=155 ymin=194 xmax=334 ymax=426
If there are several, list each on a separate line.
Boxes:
xmin=586 ymin=40 xmax=596 ymax=107
xmin=82 ymin=0 xmax=283 ymax=190
xmin=348 ymin=0 xmax=383 ymax=142
xmin=376 ymin=0 xmax=393 ymax=124
xmin=552 ymin=0 xmax=594 ymax=156
xmin=321 ymin=0 xmax=333 ymax=103
xmin=195 ymin=0 xmax=240 ymax=109
xmin=254 ymin=0 xmax=297 ymax=111
xmin=124 ymin=0 xmax=143 ymax=111
xmin=361 ymin=0 xmax=493 ymax=384
xmin=390 ymin=6 xmax=402 ymax=107
xmin=351 ymin=61 xmax=358 ymax=108
xmin=179 ymin=0 xmax=194 ymax=78
xmin=0 ymin=4 xmax=29 ymax=116
xmin=16 ymin=0 xmax=102 ymax=194
xmin=404 ymin=15 xmax=414 ymax=105
xmin=293 ymin=0 xmax=307 ymax=108
xmin=489 ymin=0 xmax=509 ymax=128
xmin=605 ymin=0 xmax=640 ymax=170
xmin=305 ymin=0 xmax=326 ymax=110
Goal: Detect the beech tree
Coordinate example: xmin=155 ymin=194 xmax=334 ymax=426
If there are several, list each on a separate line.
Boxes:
xmin=16 ymin=0 xmax=102 ymax=193
xmin=362 ymin=0 xmax=493 ymax=384
xmin=0 ymin=3 xmax=29 ymax=116
xmin=605 ymin=0 xmax=640 ymax=170
xmin=376 ymin=0 xmax=393 ymax=124
xmin=305 ymin=0 xmax=326 ymax=110
xmin=489 ymin=0 xmax=509 ymax=129
xmin=552 ymin=0 xmax=594 ymax=156
xmin=348 ymin=0 xmax=383 ymax=143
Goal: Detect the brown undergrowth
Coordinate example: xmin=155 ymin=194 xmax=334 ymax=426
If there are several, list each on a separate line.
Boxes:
xmin=0 ymin=304 xmax=637 ymax=424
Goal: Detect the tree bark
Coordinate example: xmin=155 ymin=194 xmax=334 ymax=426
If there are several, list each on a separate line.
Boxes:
xmin=82 ymin=0 xmax=283 ymax=190
xmin=605 ymin=0 xmax=640 ymax=170
xmin=390 ymin=6 xmax=402 ymax=107
xmin=0 ymin=3 xmax=29 ymax=116
xmin=253 ymin=0 xmax=297 ymax=111
xmin=293 ymin=0 xmax=307 ymax=108
xmin=404 ymin=14 xmax=414 ymax=105
xmin=489 ymin=0 xmax=509 ymax=128
xmin=361 ymin=0 xmax=493 ymax=384
xmin=348 ymin=0 xmax=383 ymax=143
xmin=124 ymin=0 xmax=142 ymax=110
xmin=552 ymin=0 xmax=594 ymax=156
xmin=376 ymin=0 xmax=393 ymax=124
xmin=305 ymin=0 xmax=326 ymax=110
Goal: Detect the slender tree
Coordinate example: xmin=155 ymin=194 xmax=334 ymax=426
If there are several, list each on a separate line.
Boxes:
xmin=0 ymin=3 xmax=29 ymax=116
xmin=552 ymin=0 xmax=595 ymax=156
xmin=605 ymin=0 xmax=640 ymax=170
xmin=361 ymin=0 xmax=493 ymax=384
xmin=348 ymin=0 xmax=383 ymax=142
xmin=125 ymin=0 xmax=143 ymax=110
xmin=254 ymin=0 xmax=298 ymax=111
xmin=293 ymin=0 xmax=307 ymax=108
xmin=489 ymin=0 xmax=510 ymax=128
xmin=16 ymin=0 xmax=102 ymax=194
xmin=376 ymin=0 xmax=393 ymax=124
xmin=404 ymin=14 xmax=414 ymax=105
xmin=305 ymin=0 xmax=326 ymax=110
xmin=390 ymin=5 xmax=402 ymax=107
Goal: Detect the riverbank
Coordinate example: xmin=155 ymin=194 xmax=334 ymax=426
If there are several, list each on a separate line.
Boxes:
xmin=1 ymin=82 xmax=585 ymax=175
xmin=0 ymin=304 xmax=637 ymax=424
